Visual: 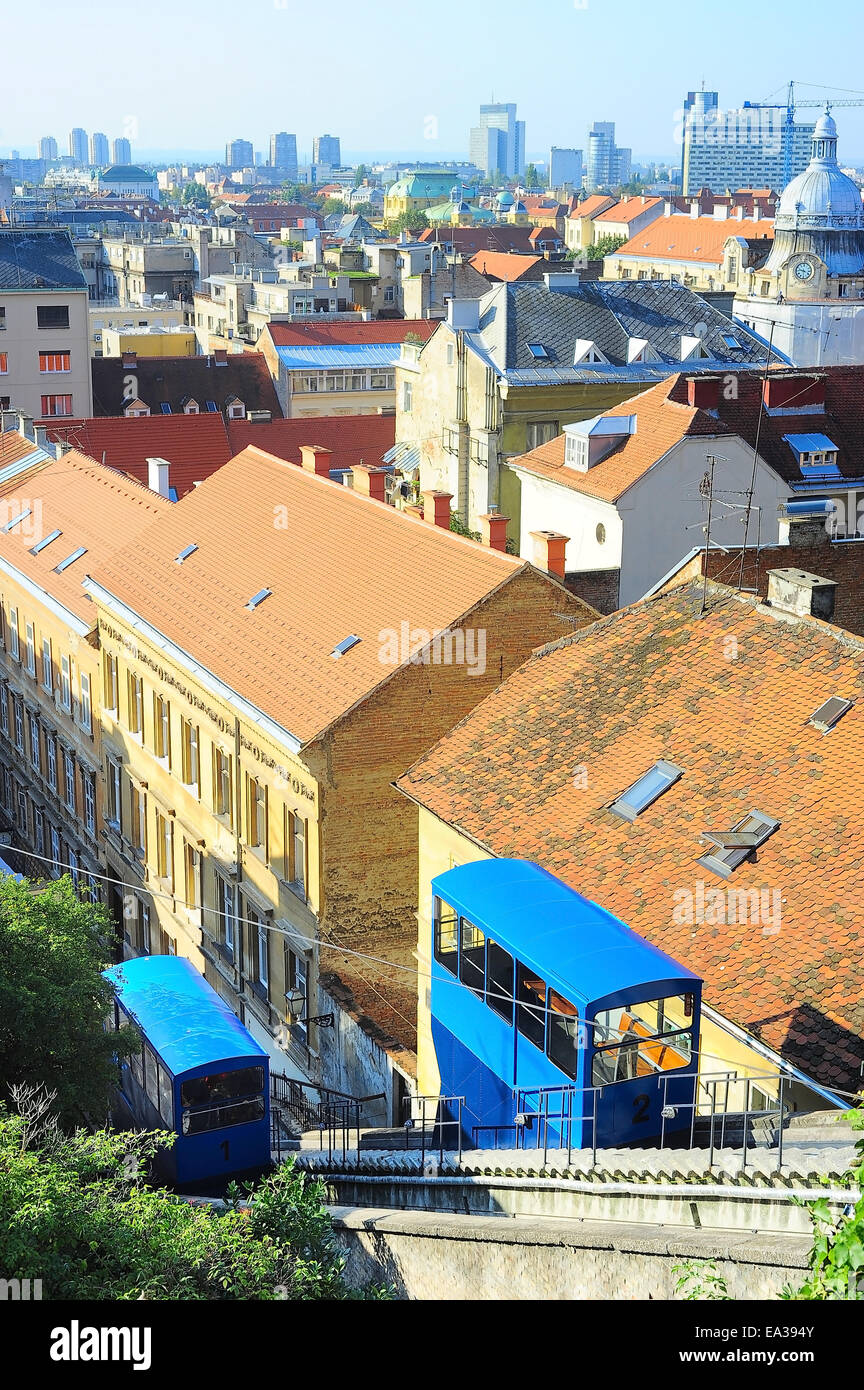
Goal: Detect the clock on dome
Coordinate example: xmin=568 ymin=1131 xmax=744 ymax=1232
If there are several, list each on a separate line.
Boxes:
xmin=794 ymin=259 xmax=815 ymax=282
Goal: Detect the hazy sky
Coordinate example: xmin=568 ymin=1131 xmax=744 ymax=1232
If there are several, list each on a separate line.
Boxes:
xmin=4 ymin=0 xmax=864 ymax=164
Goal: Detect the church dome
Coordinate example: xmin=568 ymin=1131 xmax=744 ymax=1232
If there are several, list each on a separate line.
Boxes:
xmin=774 ymin=109 xmax=864 ymax=231
xmin=497 ymin=189 xmax=515 ymax=208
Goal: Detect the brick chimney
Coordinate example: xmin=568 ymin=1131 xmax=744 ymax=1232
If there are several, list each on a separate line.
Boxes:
xmin=479 ymin=511 xmax=509 ymax=552
xmin=530 ymin=529 xmax=569 ymax=579
xmin=352 ymin=463 xmax=388 ymax=502
xmin=778 ymin=502 xmax=833 ymax=548
xmin=299 ymin=444 xmax=333 ymax=476
xmin=422 ymin=489 xmax=452 ymax=528
xmin=121 ymin=350 xmax=137 ymax=368
xmin=687 ymin=376 xmax=721 ymax=409
xmin=766 ymin=568 xmax=837 ymax=622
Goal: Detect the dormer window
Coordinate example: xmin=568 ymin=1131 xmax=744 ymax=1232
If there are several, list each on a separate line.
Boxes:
xmin=565 ymin=433 xmax=589 ymax=469
xmin=783 ymin=433 xmax=840 ymax=478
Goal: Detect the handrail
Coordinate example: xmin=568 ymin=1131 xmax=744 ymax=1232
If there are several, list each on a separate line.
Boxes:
xmin=270 ymin=1071 xmax=386 ymax=1161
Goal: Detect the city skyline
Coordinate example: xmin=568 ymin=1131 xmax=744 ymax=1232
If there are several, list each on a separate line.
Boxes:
xmin=3 ymin=0 xmax=864 ymax=166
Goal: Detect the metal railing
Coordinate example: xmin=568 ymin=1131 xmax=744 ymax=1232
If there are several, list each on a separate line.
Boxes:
xmin=270 ymin=1072 xmax=385 ymax=1164
xmin=402 ymin=1093 xmax=465 ymax=1165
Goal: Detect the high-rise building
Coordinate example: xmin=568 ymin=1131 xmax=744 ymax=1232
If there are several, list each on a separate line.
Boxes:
xmin=225 ymin=139 xmax=254 ymax=170
xmin=112 ymin=137 xmax=132 ymax=164
xmin=469 ymin=103 xmax=526 ymax=178
xmin=313 ymin=134 xmax=341 ymax=166
xmin=269 ymin=132 xmax=298 ymax=177
xmin=39 ymin=136 xmax=58 ymax=161
xmin=681 ymin=89 xmax=815 ymax=195
xmin=549 ymin=147 xmax=583 ymax=188
xmin=68 ymin=128 xmax=88 ymax=165
xmin=90 ymin=131 xmax=109 ymax=166
xmin=585 ymin=122 xmax=631 ymax=190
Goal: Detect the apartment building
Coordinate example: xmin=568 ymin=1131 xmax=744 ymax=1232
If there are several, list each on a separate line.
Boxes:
xmin=0 ymin=231 xmax=93 ymax=420
xmin=259 ymin=319 xmax=437 ymax=418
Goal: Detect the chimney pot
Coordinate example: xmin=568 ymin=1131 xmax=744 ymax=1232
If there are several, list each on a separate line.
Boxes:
xmin=766 ymin=567 xmax=836 ymax=621
xmin=299 ymin=444 xmax=333 ymax=476
xmin=146 ymin=456 xmax=171 ymax=499
xmin=530 ymin=529 xmax=569 ymax=580
xmin=422 ymin=489 xmax=452 ymax=528
xmin=479 ymin=511 xmax=510 ymax=552
xmin=352 ymin=463 xmax=387 ymax=502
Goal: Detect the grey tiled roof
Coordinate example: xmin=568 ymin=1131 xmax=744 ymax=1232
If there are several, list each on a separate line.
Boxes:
xmin=478 ymin=279 xmax=774 ymax=373
xmin=0 ymin=230 xmax=87 ymax=291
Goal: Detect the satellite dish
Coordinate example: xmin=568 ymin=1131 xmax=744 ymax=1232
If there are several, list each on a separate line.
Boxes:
xmin=693 ymin=320 xmax=709 ymax=338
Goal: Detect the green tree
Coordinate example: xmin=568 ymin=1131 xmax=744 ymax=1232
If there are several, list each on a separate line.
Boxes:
xmin=523 ymin=163 xmax=542 ymax=193
xmin=180 ymin=181 xmax=211 ymax=210
xmin=0 ymin=1094 xmax=388 ymax=1300
xmin=0 ymin=876 xmax=130 ymax=1126
xmin=281 ymin=182 xmax=310 ymax=203
xmin=353 ymin=163 xmax=369 ymax=188
xmin=387 ymin=210 xmax=429 ymax=236
xmin=590 ymin=233 xmax=628 ymax=260
xmin=784 ymin=1107 xmax=864 ymax=1300
xmin=321 ymin=197 xmax=349 ymax=217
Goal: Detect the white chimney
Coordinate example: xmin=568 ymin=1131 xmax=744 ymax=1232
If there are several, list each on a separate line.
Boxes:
xmin=446 ymin=298 xmax=481 ymax=331
xmin=146 ymin=457 xmax=171 ymax=499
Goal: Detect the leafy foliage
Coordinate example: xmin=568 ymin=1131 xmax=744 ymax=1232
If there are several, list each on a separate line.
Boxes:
xmin=180 ymin=182 xmax=211 ymax=210
xmin=321 ymin=198 xmax=349 ymax=217
xmin=522 ymin=163 xmax=542 ymax=192
xmin=0 ymin=1096 xmax=388 ymax=1301
xmin=0 ymin=876 xmax=133 ymax=1125
xmin=783 ymin=1107 xmax=864 ymax=1300
xmin=591 ymin=233 xmax=628 ymax=260
xmin=388 ymin=210 xmax=429 ymax=236
xmin=673 ymin=1259 xmax=731 ymax=1300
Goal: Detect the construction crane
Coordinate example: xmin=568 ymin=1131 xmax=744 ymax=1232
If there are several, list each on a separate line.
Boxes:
xmin=755 ymin=81 xmax=864 ymax=185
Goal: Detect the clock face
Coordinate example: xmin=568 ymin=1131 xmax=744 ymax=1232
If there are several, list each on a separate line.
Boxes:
xmin=794 ymin=260 xmax=814 ymax=282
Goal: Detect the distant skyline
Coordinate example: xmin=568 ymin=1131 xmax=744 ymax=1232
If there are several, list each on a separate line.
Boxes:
xmin=3 ymin=0 xmax=864 ymax=167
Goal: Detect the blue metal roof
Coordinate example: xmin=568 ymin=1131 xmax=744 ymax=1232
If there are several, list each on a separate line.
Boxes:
xmin=431 ymin=858 xmax=699 ymax=1007
xmin=275 ymin=344 xmax=404 ymax=369
xmin=783 ymin=433 xmax=839 ymax=453
xmin=103 ymin=955 xmax=266 ymax=1078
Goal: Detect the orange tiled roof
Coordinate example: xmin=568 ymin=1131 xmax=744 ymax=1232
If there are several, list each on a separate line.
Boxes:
xmin=397 ymin=580 xmax=864 ymax=1091
xmin=0 ymin=433 xmax=45 ymax=468
xmin=469 ymin=251 xmax=544 ymax=282
xmin=569 ymin=195 xmax=617 ymax=221
xmin=0 ymin=449 xmax=169 ymax=623
xmin=508 ymin=375 xmax=728 ymax=502
xmin=92 ymin=446 xmax=526 ymax=745
xmin=594 ymin=195 xmax=663 ymax=224
xmin=614 ymin=214 xmax=774 ymax=265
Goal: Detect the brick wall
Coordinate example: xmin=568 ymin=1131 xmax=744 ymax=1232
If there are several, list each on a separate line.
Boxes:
xmin=564 ymin=567 xmax=620 ymax=615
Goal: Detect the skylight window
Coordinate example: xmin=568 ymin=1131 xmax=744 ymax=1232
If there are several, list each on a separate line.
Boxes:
xmin=160 ymin=402 xmax=172 ymax=414
xmin=331 ymin=634 xmax=361 ymax=659
xmin=697 ymin=810 xmax=779 ymax=879
xmin=53 ymin=546 xmax=87 ymax=573
xmin=608 ymin=760 xmax=683 ymax=821
xmin=722 ymin=333 xmax=743 ymax=350
xmin=205 ymin=400 xmax=218 ymax=412
xmin=527 ymin=343 xmax=549 ymax=359
xmin=245 ymin=588 xmax=272 ymax=610
xmin=29 ymin=528 xmax=63 ymax=555
xmin=809 ymin=696 xmax=852 ymax=732
xmin=174 ymin=543 xmax=198 ymax=564
xmin=2 ymin=507 xmax=32 ymax=533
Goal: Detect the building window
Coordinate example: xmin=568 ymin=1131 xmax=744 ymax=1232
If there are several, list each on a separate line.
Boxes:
xmin=34 ymin=807 xmax=45 ymax=857
xmin=28 ymin=714 xmax=40 ymax=773
xmin=131 ymin=785 xmax=146 ymax=857
xmin=40 ymin=395 xmax=73 ymax=417
xmin=49 ymin=826 xmax=61 ymax=877
xmin=155 ymin=810 xmax=173 ymax=887
xmin=402 ymin=380 xmax=413 ymax=412
xmin=8 ymin=607 xmax=18 ymax=661
xmin=0 ymin=684 xmax=7 ymax=737
xmin=0 ymin=767 xmax=11 ymax=811
xmin=39 ymin=352 xmax=71 ymax=373
xmin=41 ymin=638 xmax=53 ymax=692
xmin=67 ymin=848 xmax=79 ymax=889
xmin=0 ymin=355 xmax=6 ymax=374
xmin=249 ymin=907 xmax=268 ymax=991
xmin=37 ymin=305 xmax=70 ymax=330
xmin=181 ymin=719 xmax=199 ymax=792
xmin=46 ymin=734 xmax=57 ymax=792
xmin=83 ymin=770 xmax=96 ymax=836
xmin=284 ymin=946 xmax=308 ymax=1045
xmin=106 ymin=756 xmax=121 ymax=830
xmin=63 ymin=750 xmax=76 ymax=811
xmin=183 ymin=840 xmax=201 ymax=911
xmin=16 ymin=787 xmax=29 ymax=837
xmin=526 ymin=421 xmax=560 ymax=450
xmin=140 ymin=900 xmax=152 ymax=954
xmin=80 ymin=673 xmax=92 ymax=733
xmin=218 ymin=876 xmax=236 ymax=957
xmin=213 ymin=745 xmax=233 ymax=823
xmin=128 ymin=672 xmax=143 ymax=736
xmin=153 ymin=694 xmax=170 ymax=763
xmin=25 ymin=623 xmax=36 ymax=677
xmin=287 ymin=808 xmax=306 ymax=898
xmin=103 ymin=651 xmax=117 ymax=711
xmin=246 ymin=775 xmax=267 ymax=851
xmin=60 ymin=655 xmax=71 ymax=711
xmin=13 ymin=695 xmax=24 ymax=753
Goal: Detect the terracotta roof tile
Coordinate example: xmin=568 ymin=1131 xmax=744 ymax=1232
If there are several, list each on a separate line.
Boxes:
xmin=265 ymin=320 xmax=436 ymax=348
xmin=45 ymin=415 xmax=233 ymax=497
xmin=397 ymin=580 xmax=864 ymax=1092
xmin=616 ymin=214 xmax=774 ymax=265
xmin=468 ymin=251 xmax=545 ymax=282
xmin=594 ymin=196 xmax=663 ymax=224
xmin=226 ymin=413 xmax=395 ymax=470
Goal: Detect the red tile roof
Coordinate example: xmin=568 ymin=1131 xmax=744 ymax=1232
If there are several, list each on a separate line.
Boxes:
xmin=615 ymin=214 xmax=774 ymax=266
xmin=44 ymin=415 xmax=233 ymax=497
xmin=569 ymin=195 xmax=617 ymax=221
xmin=265 ymin=319 xmax=437 ymax=348
xmin=226 ymin=413 xmax=395 ymax=470
xmin=397 ymin=580 xmax=864 ymax=1092
xmin=469 ymin=251 xmax=545 ymax=282
xmin=594 ymin=195 xmax=663 ymax=224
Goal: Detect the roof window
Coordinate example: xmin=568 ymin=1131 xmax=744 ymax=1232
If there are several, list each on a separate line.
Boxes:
xmin=331 ymin=634 xmax=361 ymax=659
xmin=3 ymin=507 xmax=32 ymax=533
xmin=809 ymin=696 xmax=852 ymax=732
xmin=527 ymin=343 xmax=549 ymax=359
xmin=608 ymin=760 xmax=683 ymax=821
xmin=697 ymin=810 xmax=779 ymax=879
xmin=245 ymin=588 xmax=272 ymax=610
xmin=53 ymin=546 xmax=87 ymax=572
xmin=29 ymin=528 xmax=62 ymax=554
xmin=174 ymin=543 xmax=198 ymax=564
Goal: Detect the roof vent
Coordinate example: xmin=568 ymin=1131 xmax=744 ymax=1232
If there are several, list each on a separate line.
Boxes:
xmin=331 ymin=634 xmax=361 ymax=659
xmin=809 ymin=696 xmax=852 ymax=732
xmin=245 ymin=588 xmax=272 ymax=610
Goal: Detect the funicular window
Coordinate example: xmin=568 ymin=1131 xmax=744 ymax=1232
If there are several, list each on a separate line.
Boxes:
xmin=180 ymin=1066 xmax=265 ymax=1135
xmin=459 ymin=918 xmax=485 ymax=997
xmin=433 ymin=896 xmax=458 ymax=975
xmin=590 ymin=994 xmax=694 ymax=1087
xmin=158 ymin=1065 xmax=174 ymax=1127
xmin=486 ymin=940 xmax=514 ymax=1023
xmin=143 ymin=1043 xmax=160 ymax=1111
xmin=516 ymin=962 xmax=547 ymax=1050
xmin=547 ymin=989 xmax=580 ymax=1081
